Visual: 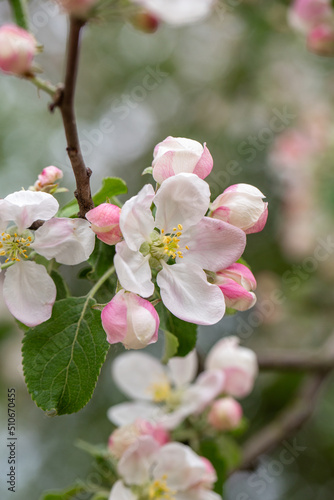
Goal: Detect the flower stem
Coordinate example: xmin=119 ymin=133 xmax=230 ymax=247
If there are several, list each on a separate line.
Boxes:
xmin=28 ymin=76 xmax=58 ymax=97
xmin=8 ymin=0 xmax=29 ymax=30
xmin=87 ymin=266 xmax=115 ymax=299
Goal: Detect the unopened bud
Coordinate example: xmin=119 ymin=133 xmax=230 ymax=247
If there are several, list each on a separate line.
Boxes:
xmin=307 ymin=23 xmax=334 ymax=55
xmin=0 ymin=25 xmax=37 ymax=76
xmin=86 ymin=203 xmax=122 ymax=245
xmin=208 ymin=397 xmax=243 ymax=431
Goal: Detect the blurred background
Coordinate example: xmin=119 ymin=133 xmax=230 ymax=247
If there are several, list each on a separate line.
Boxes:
xmin=1 ymin=0 xmax=334 ymax=498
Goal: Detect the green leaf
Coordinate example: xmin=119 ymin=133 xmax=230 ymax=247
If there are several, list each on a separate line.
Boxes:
xmin=87 ymin=239 xmax=116 ymax=281
xmin=22 ymin=297 xmax=109 ymax=415
xmin=158 ymin=304 xmax=197 ymax=358
xmin=58 ymin=177 xmax=127 ymax=218
xmin=39 ymin=482 xmax=86 ymax=500
xmin=161 ymin=330 xmax=179 ymax=364
xmin=51 ymin=270 xmax=71 ymax=300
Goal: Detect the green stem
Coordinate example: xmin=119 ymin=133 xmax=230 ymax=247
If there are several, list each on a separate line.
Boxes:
xmin=87 ymin=266 xmax=115 ymax=299
xmin=8 ymin=0 xmax=29 ymax=30
xmin=28 ymin=76 xmax=57 ymax=97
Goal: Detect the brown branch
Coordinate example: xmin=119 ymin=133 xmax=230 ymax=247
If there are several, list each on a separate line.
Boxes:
xmin=230 ymin=333 xmax=334 ymax=473
xmin=54 ymin=16 xmax=94 ymax=218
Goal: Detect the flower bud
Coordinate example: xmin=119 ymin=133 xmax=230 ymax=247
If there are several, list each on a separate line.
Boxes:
xmin=215 ymin=263 xmax=257 ymax=311
xmin=288 ymin=0 xmax=332 ymax=33
xmin=57 ymin=0 xmax=98 ymax=16
xmin=101 ymin=290 xmax=159 ymax=349
xmin=108 ymin=419 xmax=169 ymax=459
xmin=152 ymin=136 xmax=213 ymax=184
xmin=34 ymin=166 xmax=63 ymax=191
xmin=208 ymin=397 xmax=243 ymax=431
xmin=210 ymin=184 xmax=268 ymax=234
xmin=86 ymin=203 xmax=122 ymax=245
xmin=205 ymin=336 xmax=258 ymax=398
xmin=0 ymin=25 xmax=37 ymax=76
xmin=307 ymin=23 xmax=334 ymax=55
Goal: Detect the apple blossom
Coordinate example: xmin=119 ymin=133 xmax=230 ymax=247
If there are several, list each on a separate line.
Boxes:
xmin=214 ymin=263 xmax=257 ymax=311
xmin=130 ymin=0 xmax=216 ymax=26
xmin=0 ymin=25 xmax=37 ymax=76
xmin=208 ymin=397 xmax=243 ymax=431
xmin=152 ymin=136 xmax=213 ymax=184
xmin=86 ymin=203 xmax=122 ymax=245
xmin=109 ymin=438 xmax=222 ymax=500
xmin=307 ymin=23 xmax=334 ymax=55
xmin=101 ymin=290 xmax=159 ymax=349
xmin=108 ymin=419 xmax=169 ymax=459
xmin=33 ymin=166 xmax=63 ymax=191
xmin=114 ymin=173 xmax=246 ymax=325
xmin=0 ymin=190 xmax=95 ymax=326
xmin=288 ymin=0 xmax=332 ymax=33
xmin=107 ymin=350 xmax=224 ymax=430
xmin=210 ymin=183 xmax=268 ymax=234
xmin=57 ymin=0 xmax=98 ymax=16
xmin=205 ymin=336 xmax=258 ymax=398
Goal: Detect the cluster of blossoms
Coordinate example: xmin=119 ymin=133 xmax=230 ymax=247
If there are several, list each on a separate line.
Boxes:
xmin=104 ymin=336 xmax=257 ymax=498
xmin=89 ymin=136 xmax=267 ymax=349
xmin=288 ymin=0 xmax=334 ymax=56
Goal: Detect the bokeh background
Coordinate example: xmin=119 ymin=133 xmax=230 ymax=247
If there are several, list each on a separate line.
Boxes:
xmin=1 ymin=0 xmax=334 ymax=498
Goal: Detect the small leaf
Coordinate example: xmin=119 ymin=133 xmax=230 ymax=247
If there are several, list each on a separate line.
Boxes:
xmin=158 ymin=304 xmax=197 ymax=357
xmin=22 ymin=297 xmax=109 ymax=415
xmin=50 ymin=270 xmax=71 ymax=300
xmin=39 ymin=482 xmax=86 ymax=500
xmin=161 ymin=330 xmax=179 ymax=364
xmin=58 ymin=177 xmax=127 ymax=218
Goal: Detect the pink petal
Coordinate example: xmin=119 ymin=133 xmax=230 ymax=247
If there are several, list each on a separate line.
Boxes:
xmin=3 ymin=261 xmax=56 ymax=326
xmin=157 ymin=262 xmax=225 ymax=325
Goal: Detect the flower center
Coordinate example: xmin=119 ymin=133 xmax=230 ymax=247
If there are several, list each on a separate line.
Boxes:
xmin=0 ymin=231 xmax=32 ymax=263
xmin=148 ymin=475 xmax=175 ymax=500
xmin=149 ymin=379 xmax=172 ymax=403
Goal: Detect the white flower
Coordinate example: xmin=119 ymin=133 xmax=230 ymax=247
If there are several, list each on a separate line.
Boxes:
xmin=114 ymin=173 xmax=246 ymax=325
xmin=107 ymin=350 xmax=224 ymax=430
xmin=0 ymin=190 xmax=95 ymax=326
xmin=109 ymin=438 xmax=222 ymax=500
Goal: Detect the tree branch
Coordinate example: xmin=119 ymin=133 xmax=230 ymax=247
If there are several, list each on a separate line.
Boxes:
xmin=56 ymin=16 xmax=94 ymax=217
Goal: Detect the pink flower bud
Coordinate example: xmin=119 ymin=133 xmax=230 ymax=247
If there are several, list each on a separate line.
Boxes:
xmin=101 ymin=290 xmax=159 ymax=350
xmin=215 ymin=263 xmax=257 ymax=311
xmin=208 ymin=397 xmax=243 ymax=431
xmin=108 ymin=419 xmax=169 ymax=459
xmin=288 ymin=0 xmax=331 ymax=33
xmin=152 ymin=136 xmax=213 ymax=184
xmin=34 ymin=166 xmax=63 ymax=190
xmin=197 ymin=457 xmax=217 ymax=490
xmin=210 ymin=183 xmax=268 ymax=234
xmin=0 ymin=25 xmax=37 ymax=76
xmin=86 ymin=203 xmax=122 ymax=245
xmin=307 ymin=23 xmax=334 ymax=55
xmin=205 ymin=336 xmax=258 ymax=398
xmin=57 ymin=0 xmax=98 ymax=16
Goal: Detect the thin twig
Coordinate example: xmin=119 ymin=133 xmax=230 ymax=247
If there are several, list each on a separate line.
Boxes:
xmin=56 ymin=16 xmax=94 ymax=217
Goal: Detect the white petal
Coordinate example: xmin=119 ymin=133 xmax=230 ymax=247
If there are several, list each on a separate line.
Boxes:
xmin=133 ymin=0 xmax=215 ymax=26
xmin=182 ymin=217 xmax=246 ymax=272
xmin=107 ymin=402 xmax=158 ymax=426
xmin=2 ymin=191 xmax=59 ymax=231
xmin=112 ymin=352 xmax=166 ymax=400
xmin=120 ymin=184 xmax=155 ymax=251
xmin=157 ymin=262 xmax=225 ymax=325
xmin=3 ymin=261 xmax=56 ymax=327
xmin=182 ymin=370 xmax=225 ymax=414
xmin=168 ymin=350 xmax=198 ymax=388
xmin=176 ymin=491 xmax=222 ymax=500
xmin=32 ymin=218 xmax=95 ymax=265
xmin=109 ymin=481 xmax=138 ymax=500
xmin=115 ymin=241 xmax=154 ymax=297
xmin=154 ymin=174 xmax=210 ymax=233
xmin=118 ymin=436 xmax=160 ymax=485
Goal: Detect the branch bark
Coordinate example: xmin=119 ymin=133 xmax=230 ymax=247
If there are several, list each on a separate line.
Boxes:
xmin=56 ymin=16 xmax=94 ymax=217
